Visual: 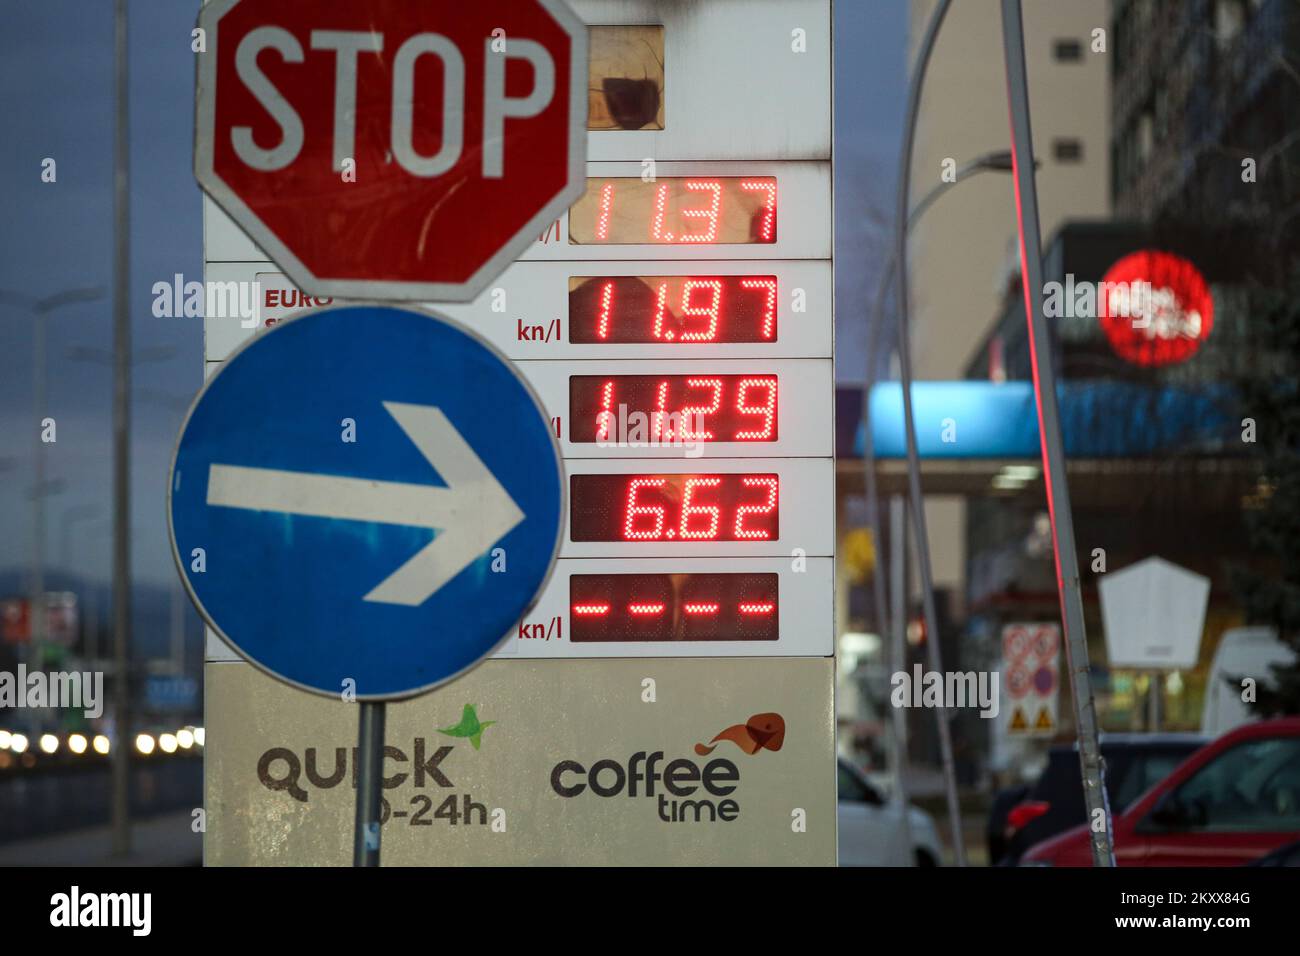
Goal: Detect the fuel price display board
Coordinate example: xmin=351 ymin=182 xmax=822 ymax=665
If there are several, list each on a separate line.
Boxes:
xmin=495 ymin=8 xmax=833 ymax=661
xmin=202 ymin=0 xmax=836 ymax=869
xmin=200 ymin=11 xmax=834 ymax=661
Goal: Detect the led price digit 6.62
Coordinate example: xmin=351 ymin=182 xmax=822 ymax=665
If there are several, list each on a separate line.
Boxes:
xmin=570 ymin=473 xmax=779 ymax=542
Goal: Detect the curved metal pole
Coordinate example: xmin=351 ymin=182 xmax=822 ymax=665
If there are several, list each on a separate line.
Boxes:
xmin=862 ymin=154 xmax=1018 ymax=613
xmin=861 ymin=152 xmax=1018 ymax=863
xmin=890 ymin=0 xmax=965 ymax=866
xmin=1000 ymin=0 xmax=1114 ymax=866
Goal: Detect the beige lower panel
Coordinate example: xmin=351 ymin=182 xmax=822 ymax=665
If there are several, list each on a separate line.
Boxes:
xmin=205 ymin=657 xmax=836 ymax=866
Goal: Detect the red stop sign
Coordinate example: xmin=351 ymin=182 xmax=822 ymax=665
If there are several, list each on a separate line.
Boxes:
xmin=196 ymin=0 xmax=587 ymax=301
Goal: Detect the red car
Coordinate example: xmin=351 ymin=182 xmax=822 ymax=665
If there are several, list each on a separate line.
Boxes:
xmin=1022 ymin=718 xmax=1300 ymax=866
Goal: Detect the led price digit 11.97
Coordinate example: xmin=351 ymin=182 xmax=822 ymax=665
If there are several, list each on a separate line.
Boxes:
xmin=569 ymin=275 xmax=778 ymax=344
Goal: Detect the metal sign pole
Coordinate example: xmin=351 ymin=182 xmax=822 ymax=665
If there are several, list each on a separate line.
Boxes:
xmin=889 ymin=496 xmax=915 ymax=857
xmin=999 ymin=0 xmax=1115 ymax=866
xmin=353 ymin=701 xmax=386 ymax=867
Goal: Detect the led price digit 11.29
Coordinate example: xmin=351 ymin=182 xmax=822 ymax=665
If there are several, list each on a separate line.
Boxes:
xmin=569 ymin=374 xmax=778 ymax=443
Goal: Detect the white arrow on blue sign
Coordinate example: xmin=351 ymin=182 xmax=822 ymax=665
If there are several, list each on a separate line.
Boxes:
xmin=168 ymin=305 xmax=564 ymax=699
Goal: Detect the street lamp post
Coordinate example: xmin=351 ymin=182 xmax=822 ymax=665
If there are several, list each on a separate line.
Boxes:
xmin=60 ymin=503 xmax=104 ymax=668
xmin=60 ymin=503 xmax=104 ymax=575
xmin=0 ymin=286 xmax=105 ymax=669
xmin=111 ymin=0 xmax=130 ymax=859
xmin=141 ymin=389 xmax=193 ymax=676
xmin=859 ymin=149 xmax=1017 ymax=867
xmin=65 ymin=339 xmax=180 ymax=857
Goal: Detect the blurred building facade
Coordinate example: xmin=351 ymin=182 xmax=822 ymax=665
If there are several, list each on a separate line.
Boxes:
xmin=840 ymin=0 xmax=1300 ymax=782
xmin=965 ymin=0 xmax=1300 ymax=745
xmin=904 ymin=0 xmax=1110 ymax=616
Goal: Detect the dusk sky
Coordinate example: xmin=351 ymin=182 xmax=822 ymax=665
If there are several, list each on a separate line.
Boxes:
xmin=0 ymin=0 xmax=905 ymax=604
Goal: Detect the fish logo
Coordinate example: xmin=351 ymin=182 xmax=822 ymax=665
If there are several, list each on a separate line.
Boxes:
xmin=694 ymin=712 xmax=785 ymax=756
xmin=438 ymin=704 xmax=495 ymax=750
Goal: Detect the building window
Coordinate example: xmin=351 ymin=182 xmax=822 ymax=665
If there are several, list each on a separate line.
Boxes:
xmin=1053 ymin=138 xmax=1084 ymax=163
xmin=1053 ymin=38 xmax=1083 ymax=62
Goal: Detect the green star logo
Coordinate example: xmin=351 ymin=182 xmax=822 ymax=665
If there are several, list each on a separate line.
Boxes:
xmin=438 ymin=704 xmax=496 ymax=750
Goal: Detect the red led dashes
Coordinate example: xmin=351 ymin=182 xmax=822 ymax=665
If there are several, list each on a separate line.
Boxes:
xmin=570 ymin=600 xmax=776 ymax=617
xmin=568 ymin=573 xmax=779 ymax=643
xmin=684 ymin=603 xmax=720 ymax=615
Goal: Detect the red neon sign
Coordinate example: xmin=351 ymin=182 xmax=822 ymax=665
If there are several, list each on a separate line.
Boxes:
xmin=1098 ymin=250 xmax=1212 ymax=367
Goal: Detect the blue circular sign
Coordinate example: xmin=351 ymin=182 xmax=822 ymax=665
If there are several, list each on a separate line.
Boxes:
xmin=168 ymin=305 xmax=564 ymax=699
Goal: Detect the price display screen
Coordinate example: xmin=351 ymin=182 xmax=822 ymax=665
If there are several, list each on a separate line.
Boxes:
xmin=569 ymin=374 xmax=778 ymax=443
xmin=570 ymin=473 xmax=779 ymax=542
xmin=568 ymin=275 xmax=778 ymax=343
xmin=568 ymin=177 xmax=777 ymax=244
xmin=570 ymin=573 xmax=779 ymax=642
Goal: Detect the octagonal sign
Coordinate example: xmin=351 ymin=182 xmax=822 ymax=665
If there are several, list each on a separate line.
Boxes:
xmin=195 ymin=0 xmax=588 ymax=302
